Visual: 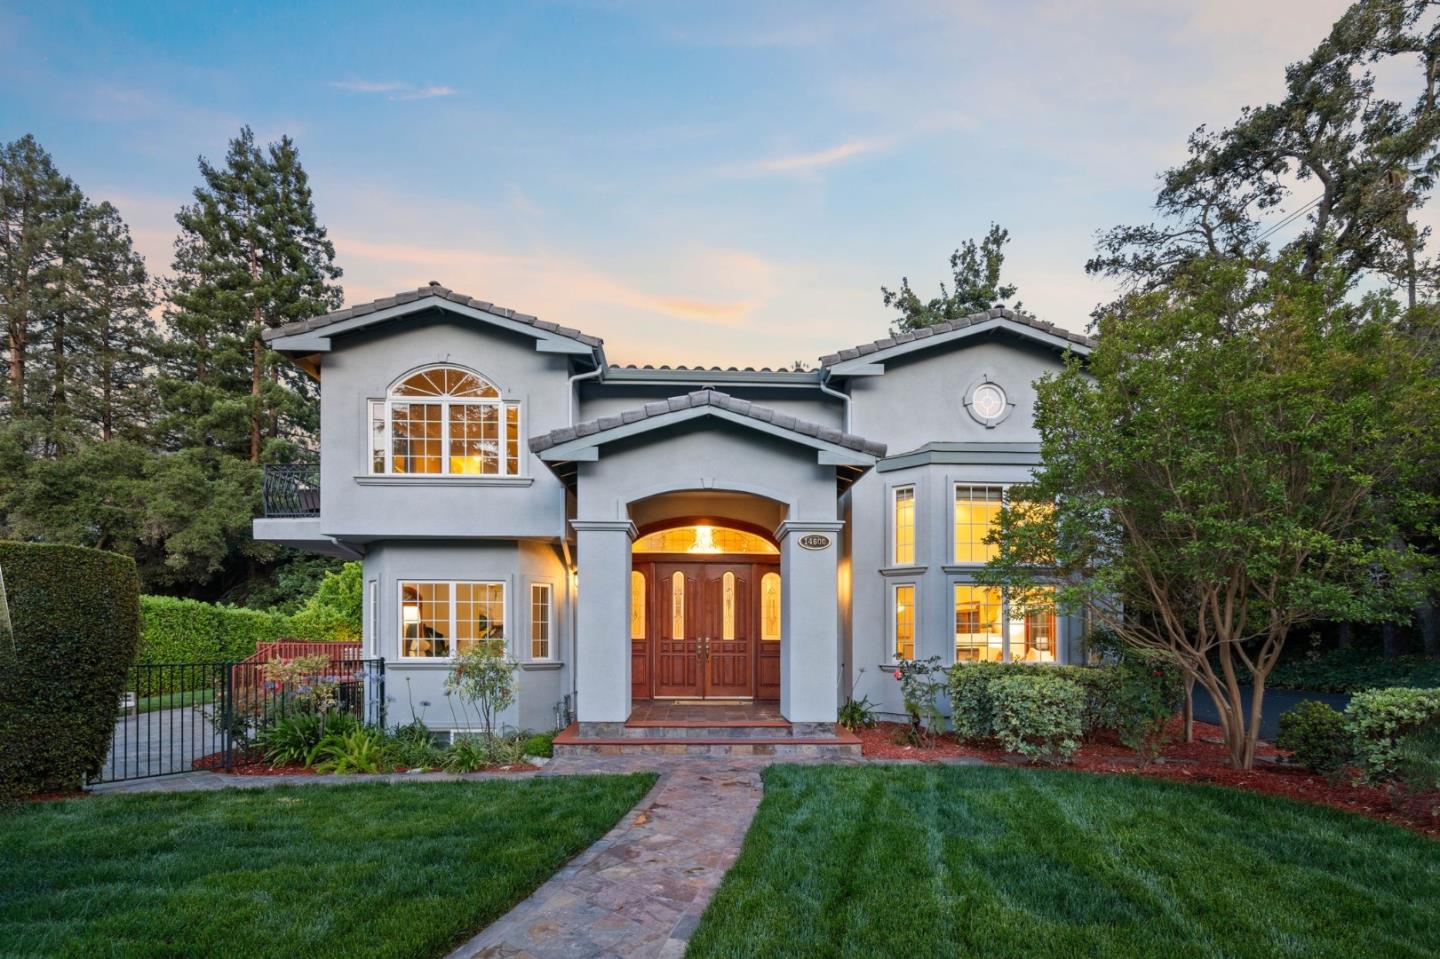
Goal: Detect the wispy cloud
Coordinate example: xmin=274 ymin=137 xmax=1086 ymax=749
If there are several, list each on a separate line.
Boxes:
xmin=725 ymin=137 xmax=890 ymax=178
xmin=329 ymin=79 xmax=456 ymax=101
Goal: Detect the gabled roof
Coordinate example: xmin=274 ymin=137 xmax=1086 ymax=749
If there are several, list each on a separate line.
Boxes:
xmin=262 ymin=283 xmax=604 ymax=358
xmin=530 ymin=388 xmax=885 ymax=463
xmin=819 ymin=307 xmax=1094 ymax=374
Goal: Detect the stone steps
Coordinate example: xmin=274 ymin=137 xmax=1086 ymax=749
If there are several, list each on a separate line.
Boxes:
xmin=552 ymin=723 xmax=863 ymax=758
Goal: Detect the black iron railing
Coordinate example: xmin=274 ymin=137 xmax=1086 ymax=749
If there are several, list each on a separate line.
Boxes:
xmin=91 ymin=657 xmax=385 ymax=785
xmin=262 ymin=462 xmax=321 ymax=517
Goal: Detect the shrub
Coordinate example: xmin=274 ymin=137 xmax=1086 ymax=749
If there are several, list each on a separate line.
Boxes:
xmin=1110 ymin=655 xmax=1184 ymax=760
xmin=254 ymin=712 xmax=360 ymax=767
xmin=445 ymin=646 xmax=519 ymax=739
xmin=1345 ymin=687 xmax=1440 ymax=781
xmin=138 ymin=595 xmax=294 ymax=664
xmin=891 ymin=657 xmax=948 ymax=746
xmin=288 ymin=562 xmax=362 ymax=643
xmin=838 ymin=695 xmax=878 ymax=731
xmin=522 ymin=732 xmax=555 ymax=759
xmin=1267 ymin=647 xmax=1440 ymax=693
xmin=1392 ymin=726 xmax=1440 ymax=797
xmin=1276 ymin=700 xmax=1351 ymax=776
xmin=989 ymin=672 xmax=1085 ymax=763
xmin=0 ymin=541 xmax=141 ymax=799
xmin=311 ymin=727 xmax=389 ymax=774
xmin=443 ymin=732 xmax=527 ymax=772
xmin=949 ymin=661 xmax=1009 ymax=740
xmin=386 ymin=720 xmax=444 ymax=770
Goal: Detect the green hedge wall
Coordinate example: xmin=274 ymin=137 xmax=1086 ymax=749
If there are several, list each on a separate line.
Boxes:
xmin=137 ymin=595 xmax=296 ymax=665
xmin=0 ymin=541 xmax=141 ymax=799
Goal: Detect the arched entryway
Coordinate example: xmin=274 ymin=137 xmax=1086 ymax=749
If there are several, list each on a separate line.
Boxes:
xmin=628 ymin=520 xmax=782 ymax=702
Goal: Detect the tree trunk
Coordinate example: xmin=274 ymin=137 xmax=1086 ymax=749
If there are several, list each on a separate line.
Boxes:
xmin=1420 ymin=599 xmax=1439 ymax=661
xmin=1382 ymin=621 xmax=1403 ymax=660
xmin=1336 ymin=621 xmax=1351 ymax=650
xmin=250 ymin=334 xmax=262 ymax=463
xmin=1182 ymin=675 xmax=1195 ymax=744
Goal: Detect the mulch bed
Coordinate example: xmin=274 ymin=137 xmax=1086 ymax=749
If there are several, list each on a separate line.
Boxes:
xmin=191 ymin=751 xmax=537 ymax=776
xmin=858 ymin=717 xmax=1440 ymax=837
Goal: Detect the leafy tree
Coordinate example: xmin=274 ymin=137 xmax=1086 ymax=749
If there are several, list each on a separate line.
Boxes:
xmin=1090 ymin=0 xmax=1440 ymax=301
xmin=978 ymin=258 xmax=1440 ymax=769
xmin=882 ymin=223 xmax=1021 ymax=331
xmin=159 ymin=126 xmax=342 ymax=463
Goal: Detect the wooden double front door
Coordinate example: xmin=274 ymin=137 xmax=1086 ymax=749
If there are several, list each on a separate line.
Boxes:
xmin=631 ymin=558 xmax=780 ymax=701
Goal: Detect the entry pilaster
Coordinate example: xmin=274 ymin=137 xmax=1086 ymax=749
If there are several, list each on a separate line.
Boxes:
xmin=571 ymin=519 xmax=637 ymax=726
xmin=776 ymin=520 xmax=845 ymax=726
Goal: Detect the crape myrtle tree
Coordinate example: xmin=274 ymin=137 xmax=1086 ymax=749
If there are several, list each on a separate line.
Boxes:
xmin=977 ymin=258 xmax=1440 ymax=769
xmin=882 ymin=223 xmax=1023 ymax=332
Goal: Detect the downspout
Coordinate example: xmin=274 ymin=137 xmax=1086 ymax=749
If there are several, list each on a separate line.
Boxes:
xmin=818 ymin=367 xmax=852 ymax=433
xmin=568 ymin=362 xmax=603 ymax=426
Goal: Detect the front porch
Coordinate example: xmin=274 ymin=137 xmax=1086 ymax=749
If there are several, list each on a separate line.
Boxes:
xmin=552 ymin=699 xmax=861 ymax=757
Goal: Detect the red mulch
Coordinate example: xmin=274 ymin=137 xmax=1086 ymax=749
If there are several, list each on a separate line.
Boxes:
xmin=191 ymin=751 xmax=537 ymax=776
xmin=25 ymin=789 xmax=90 ymax=803
xmin=858 ymin=717 xmax=1440 ymax=838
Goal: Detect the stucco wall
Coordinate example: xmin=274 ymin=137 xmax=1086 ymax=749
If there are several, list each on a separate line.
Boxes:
xmin=316 ymin=314 xmax=572 ymax=542
xmin=842 ymin=336 xmax=1080 ymax=717
xmin=362 ymin=538 xmax=572 ymax=734
xmin=579 ymin=382 xmax=842 ymax=430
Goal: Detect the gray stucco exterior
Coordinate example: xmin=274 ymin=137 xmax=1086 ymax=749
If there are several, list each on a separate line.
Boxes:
xmin=256 ymin=285 xmax=1092 ymax=732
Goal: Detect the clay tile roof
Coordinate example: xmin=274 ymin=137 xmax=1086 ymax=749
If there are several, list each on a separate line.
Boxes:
xmin=262 ymin=283 xmax=604 ymax=349
xmin=816 ymin=306 xmax=1094 ymax=366
xmin=529 ymin=388 xmax=886 ymax=458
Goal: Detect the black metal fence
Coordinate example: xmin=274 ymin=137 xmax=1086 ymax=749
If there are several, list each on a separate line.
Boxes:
xmin=91 ymin=658 xmax=385 ymax=785
xmin=261 ymin=462 xmax=321 ymax=518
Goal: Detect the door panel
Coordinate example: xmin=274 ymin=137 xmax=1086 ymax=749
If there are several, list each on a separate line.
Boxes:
xmin=653 ymin=565 xmax=701 ymax=697
xmin=703 ymin=564 xmax=753 ymax=697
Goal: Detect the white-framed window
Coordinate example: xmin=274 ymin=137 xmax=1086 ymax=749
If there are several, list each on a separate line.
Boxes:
xmin=369 ymin=365 xmax=522 ymax=476
xmin=398 ymin=580 xmax=505 ymax=659
xmin=891 ymin=484 xmax=916 ymax=566
xmin=953 ymin=483 xmax=1004 ymax=564
xmin=530 ymin=583 xmax=553 ymax=660
xmin=891 ymin=582 xmax=917 ymax=661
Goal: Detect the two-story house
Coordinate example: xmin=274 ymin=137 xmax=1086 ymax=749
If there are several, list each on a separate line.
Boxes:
xmin=254 ymin=282 xmax=1092 ymax=742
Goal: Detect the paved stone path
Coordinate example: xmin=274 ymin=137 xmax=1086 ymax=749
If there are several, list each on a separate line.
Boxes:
xmin=99 ymin=705 xmax=222 ymax=784
xmin=448 ymin=756 xmax=772 ymax=959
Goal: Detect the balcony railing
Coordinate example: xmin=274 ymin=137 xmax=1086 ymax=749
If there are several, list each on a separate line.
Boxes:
xmin=262 ymin=462 xmax=321 ymax=518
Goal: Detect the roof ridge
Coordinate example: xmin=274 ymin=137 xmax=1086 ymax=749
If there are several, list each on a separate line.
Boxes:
xmin=529 ymin=387 xmax=886 ymax=458
xmin=817 ymin=307 xmax=1094 ymax=366
xmin=263 ymin=283 xmax=604 ymax=349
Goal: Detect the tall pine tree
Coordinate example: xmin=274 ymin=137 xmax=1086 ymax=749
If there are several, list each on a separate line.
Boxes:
xmin=159 ymin=127 xmax=342 ymax=462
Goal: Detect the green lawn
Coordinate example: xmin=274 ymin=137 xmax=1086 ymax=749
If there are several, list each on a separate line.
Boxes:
xmin=135 ymin=687 xmax=214 ymax=714
xmin=0 ymin=775 xmax=656 ymax=959
xmin=688 ymin=765 xmax=1440 ymax=959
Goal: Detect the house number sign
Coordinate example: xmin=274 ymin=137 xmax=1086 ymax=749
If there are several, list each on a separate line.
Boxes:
xmin=798 ymin=533 xmax=832 ymax=550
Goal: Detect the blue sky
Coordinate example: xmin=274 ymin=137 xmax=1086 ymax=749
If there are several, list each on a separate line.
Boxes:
xmin=0 ymin=1 xmax=1352 ymax=367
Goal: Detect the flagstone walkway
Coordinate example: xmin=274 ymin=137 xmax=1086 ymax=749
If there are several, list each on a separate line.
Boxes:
xmin=446 ymin=756 xmax=773 ymax=959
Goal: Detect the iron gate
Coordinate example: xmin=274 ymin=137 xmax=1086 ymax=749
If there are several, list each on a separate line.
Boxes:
xmin=91 ymin=657 xmax=385 ymax=785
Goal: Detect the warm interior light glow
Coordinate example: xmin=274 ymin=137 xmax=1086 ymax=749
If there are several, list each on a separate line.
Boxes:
xmin=689 ymin=525 xmax=720 ymax=553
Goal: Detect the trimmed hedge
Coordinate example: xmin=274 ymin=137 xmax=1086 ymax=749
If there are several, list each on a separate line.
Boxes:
xmin=138 ymin=595 xmax=295 ymax=664
xmin=0 ymin=541 xmax=141 ymax=799
xmin=989 ymin=672 xmax=1085 ymax=763
xmin=1344 ymin=687 xmax=1440 ymax=781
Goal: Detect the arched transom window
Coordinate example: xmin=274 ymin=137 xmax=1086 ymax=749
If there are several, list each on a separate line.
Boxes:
xmin=369 ymin=366 xmax=521 ymax=476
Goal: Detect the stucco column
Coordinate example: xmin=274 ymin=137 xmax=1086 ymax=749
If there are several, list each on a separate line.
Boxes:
xmin=571 ymin=519 xmax=636 ymax=725
xmin=776 ymin=520 xmax=845 ymax=727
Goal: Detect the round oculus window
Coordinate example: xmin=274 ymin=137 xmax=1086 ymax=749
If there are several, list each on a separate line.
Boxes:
xmin=971 ymin=382 xmax=1007 ymax=419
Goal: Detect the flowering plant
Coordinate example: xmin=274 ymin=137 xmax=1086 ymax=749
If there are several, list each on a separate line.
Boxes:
xmin=444 ymin=644 xmax=519 ymax=742
xmin=893 ymin=656 xmax=948 ymax=747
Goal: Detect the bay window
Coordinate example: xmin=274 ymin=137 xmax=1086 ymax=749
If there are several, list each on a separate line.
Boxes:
xmin=399 ymin=580 xmax=505 ymax=659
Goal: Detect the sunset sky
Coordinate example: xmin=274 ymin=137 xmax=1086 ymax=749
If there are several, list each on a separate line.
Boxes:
xmin=0 ymin=1 xmax=1354 ymax=367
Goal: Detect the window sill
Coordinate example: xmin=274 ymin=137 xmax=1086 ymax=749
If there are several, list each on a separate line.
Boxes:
xmin=520 ymin=661 xmax=563 ymax=671
xmin=354 ymin=475 xmax=534 ymax=487
xmin=879 ymin=565 xmax=927 ymax=577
